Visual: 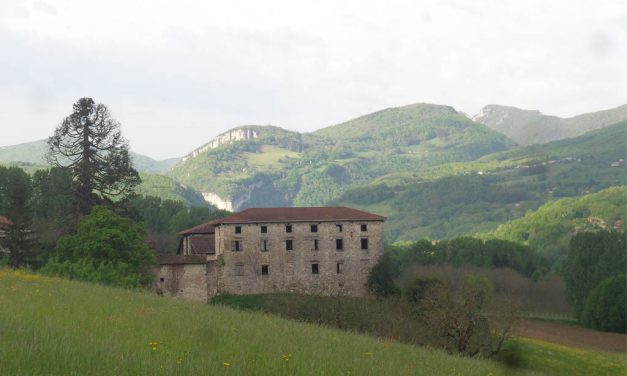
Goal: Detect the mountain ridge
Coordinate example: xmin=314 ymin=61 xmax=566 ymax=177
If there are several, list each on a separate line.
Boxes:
xmin=473 ymin=103 xmax=627 ymax=145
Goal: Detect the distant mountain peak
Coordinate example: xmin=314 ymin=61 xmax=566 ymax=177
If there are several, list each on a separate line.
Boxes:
xmin=473 ymin=104 xmax=627 ymax=145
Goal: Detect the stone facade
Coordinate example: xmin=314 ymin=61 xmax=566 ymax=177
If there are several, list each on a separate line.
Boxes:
xmin=155 ymin=207 xmax=385 ymax=302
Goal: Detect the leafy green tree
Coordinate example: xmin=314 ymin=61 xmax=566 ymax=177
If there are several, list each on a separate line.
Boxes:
xmin=0 ymin=166 xmax=36 ymax=267
xmin=563 ymin=230 xmax=626 ymax=320
xmin=42 ymin=206 xmax=156 ymax=288
xmin=582 ymin=274 xmax=626 ymax=333
xmin=46 ymin=97 xmax=140 ymax=214
xmin=367 ymin=253 xmax=399 ymax=297
xmin=31 ymin=167 xmax=76 ymax=223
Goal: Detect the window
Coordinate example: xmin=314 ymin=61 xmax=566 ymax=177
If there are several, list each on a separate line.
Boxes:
xmin=336 ymin=263 xmax=344 ymax=274
xmin=260 ymin=225 xmax=267 ymax=234
xmin=310 ymin=224 xmax=318 ymax=232
xmin=336 ymin=239 xmax=343 ymax=250
xmin=285 ymin=224 xmax=292 ymax=233
xmin=261 ymin=265 xmax=269 ymax=275
xmin=313 ymin=239 xmax=319 ymax=251
xmin=286 ymin=239 xmax=293 ymax=251
xmin=159 ymin=277 xmax=165 ymax=282
xmin=336 ymin=224 xmax=343 ymax=232
xmin=311 ymin=263 xmax=319 ymax=274
xmin=361 ymin=238 xmax=369 ymax=250
xmin=231 ymin=240 xmax=241 ymax=252
xmin=234 ymin=263 xmax=244 ymax=276
xmin=235 ymin=226 xmax=242 ymax=234
xmin=260 ymin=239 xmax=268 ymax=252
xmin=361 ymin=224 xmax=368 ymax=232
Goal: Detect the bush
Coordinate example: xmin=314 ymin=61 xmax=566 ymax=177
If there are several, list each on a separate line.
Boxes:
xmin=41 ymin=206 xmax=156 ymax=288
xmin=582 ymin=274 xmax=626 ymax=333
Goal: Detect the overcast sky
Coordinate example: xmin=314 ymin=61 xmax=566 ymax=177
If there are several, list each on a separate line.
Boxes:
xmin=0 ymin=0 xmax=625 ymax=159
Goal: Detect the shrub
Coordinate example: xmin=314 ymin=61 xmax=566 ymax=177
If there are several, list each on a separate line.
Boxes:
xmin=582 ymin=274 xmax=626 ymax=333
xmin=41 ymin=206 xmax=156 ymax=288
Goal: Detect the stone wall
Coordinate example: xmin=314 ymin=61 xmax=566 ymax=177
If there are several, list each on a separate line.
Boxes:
xmin=155 ymin=257 xmax=208 ymax=302
xmin=213 ymin=220 xmax=384 ymax=297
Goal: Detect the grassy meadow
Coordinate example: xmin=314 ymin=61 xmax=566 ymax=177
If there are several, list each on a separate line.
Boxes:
xmin=1 ymin=269 xmax=532 ymax=376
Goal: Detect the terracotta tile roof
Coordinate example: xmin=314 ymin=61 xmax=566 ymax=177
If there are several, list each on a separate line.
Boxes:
xmin=159 ymin=255 xmax=207 ymax=265
xmin=214 ymin=207 xmax=385 ymax=224
xmin=176 ymin=207 xmax=384 ymax=235
xmin=0 ymin=216 xmax=12 ymax=226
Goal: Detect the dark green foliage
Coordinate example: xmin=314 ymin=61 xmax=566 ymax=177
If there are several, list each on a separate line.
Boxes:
xmin=563 ymin=230 xmax=626 ymax=321
xmin=31 ymin=167 xmax=76 ymax=224
xmin=41 ymin=206 xmax=157 ymax=288
xmin=582 ymin=274 xmax=626 ymax=333
xmin=47 ymin=98 xmax=141 ymax=214
xmin=406 ymin=277 xmax=441 ymax=303
xmin=366 ymin=253 xmax=400 ymax=297
xmin=383 ymin=237 xmax=546 ymax=280
xmin=0 ymin=166 xmax=36 ymax=267
xmin=125 ymin=195 xmax=229 ymax=254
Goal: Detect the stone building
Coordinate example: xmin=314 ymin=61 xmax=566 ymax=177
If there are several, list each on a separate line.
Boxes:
xmin=155 ymin=207 xmax=385 ymax=302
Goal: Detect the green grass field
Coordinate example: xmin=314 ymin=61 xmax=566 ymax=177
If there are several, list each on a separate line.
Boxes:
xmin=505 ymin=338 xmax=626 ymax=376
xmin=1 ymin=269 xmax=531 ymax=375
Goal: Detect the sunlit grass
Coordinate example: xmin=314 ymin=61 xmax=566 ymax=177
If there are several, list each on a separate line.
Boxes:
xmin=508 ymin=338 xmax=626 ymax=376
xmin=0 ymin=269 xmax=528 ymax=375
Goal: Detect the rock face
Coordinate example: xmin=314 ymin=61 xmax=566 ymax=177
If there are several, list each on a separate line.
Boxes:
xmin=202 ymin=192 xmax=234 ymax=211
xmin=183 ymin=128 xmax=260 ymax=162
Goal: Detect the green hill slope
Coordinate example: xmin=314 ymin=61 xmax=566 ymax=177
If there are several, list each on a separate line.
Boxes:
xmin=473 ymin=104 xmax=627 ymax=145
xmin=0 ymin=270 xmax=518 ymax=375
xmin=478 ymin=187 xmax=626 ymax=262
xmin=0 ymin=140 xmax=180 ymax=173
xmin=168 ymin=104 xmax=514 ymax=211
xmin=335 ymin=121 xmax=627 ymax=242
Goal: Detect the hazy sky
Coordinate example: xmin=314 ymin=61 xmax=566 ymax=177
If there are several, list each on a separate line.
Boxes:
xmin=1 ymin=0 xmax=625 ymax=159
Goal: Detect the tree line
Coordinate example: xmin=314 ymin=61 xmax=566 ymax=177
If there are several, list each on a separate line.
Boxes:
xmin=0 ymin=98 xmax=227 ymax=286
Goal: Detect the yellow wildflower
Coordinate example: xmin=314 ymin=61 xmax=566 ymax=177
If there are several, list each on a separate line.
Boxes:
xmin=223 ymin=362 xmax=231 ymax=368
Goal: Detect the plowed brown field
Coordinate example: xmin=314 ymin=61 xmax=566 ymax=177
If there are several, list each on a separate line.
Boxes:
xmin=512 ymin=319 xmax=626 ymax=354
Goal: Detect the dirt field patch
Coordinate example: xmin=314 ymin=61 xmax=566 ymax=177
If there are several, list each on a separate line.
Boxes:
xmin=512 ymin=319 xmax=626 ymax=354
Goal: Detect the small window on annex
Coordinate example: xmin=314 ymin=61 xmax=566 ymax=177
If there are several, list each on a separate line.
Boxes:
xmin=310 ymin=224 xmax=318 ymax=232
xmin=285 ymin=224 xmax=293 ymax=233
xmin=336 ymin=262 xmax=344 ymax=274
xmin=311 ymin=263 xmax=319 ymax=274
xmin=260 ymin=225 xmax=267 ymax=234
xmin=286 ymin=239 xmax=293 ymax=251
xmin=336 ymin=239 xmax=343 ymax=250
xmin=313 ymin=239 xmax=319 ymax=251
xmin=336 ymin=224 xmax=343 ymax=233
xmin=361 ymin=238 xmax=369 ymax=250
xmin=260 ymin=239 xmax=268 ymax=252
xmin=361 ymin=224 xmax=368 ymax=232
xmin=235 ymin=226 xmax=242 ymax=234
xmin=261 ymin=265 xmax=269 ymax=275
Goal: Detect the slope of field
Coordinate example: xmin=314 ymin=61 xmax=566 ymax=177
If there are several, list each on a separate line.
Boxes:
xmin=335 ymin=122 xmax=626 ymax=242
xmin=0 ymin=269 xmax=524 ymax=376
xmin=477 ymin=187 xmax=626 ymax=260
